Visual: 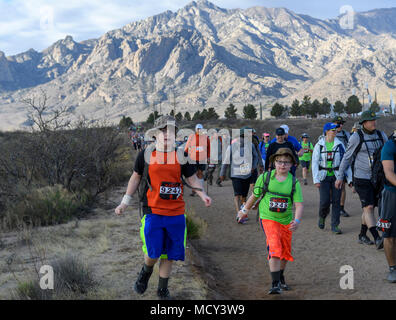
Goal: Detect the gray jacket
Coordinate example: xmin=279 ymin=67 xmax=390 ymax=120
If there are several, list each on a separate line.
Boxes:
xmin=220 ymin=139 xmax=258 ymax=179
xmin=338 ymin=129 xmax=387 ymax=180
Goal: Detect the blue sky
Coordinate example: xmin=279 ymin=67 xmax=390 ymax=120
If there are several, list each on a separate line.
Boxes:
xmin=0 ymin=0 xmax=394 ymax=56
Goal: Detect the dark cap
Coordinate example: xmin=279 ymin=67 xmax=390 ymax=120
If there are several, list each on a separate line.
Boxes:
xmin=332 ymin=116 xmax=345 ymax=124
xmin=275 ymin=127 xmax=286 ymax=136
xmin=359 ymin=110 xmax=380 ymax=124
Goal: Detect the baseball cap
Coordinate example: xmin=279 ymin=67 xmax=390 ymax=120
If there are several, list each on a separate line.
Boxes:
xmin=332 ymin=116 xmax=345 ymax=124
xmin=302 ymin=133 xmax=309 ymax=138
xmin=275 ymin=127 xmax=286 ymax=136
xmin=280 ymin=124 xmax=289 ymax=134
xmin=263 ymin=133 xmax=270 ymax=137
xmin=195 ymin=123 xmax=203 ymax=130
xmin=359 ymin=110 xmax=380 ymax=124
xmin=323 ymin=122 xmax=338 ymax=135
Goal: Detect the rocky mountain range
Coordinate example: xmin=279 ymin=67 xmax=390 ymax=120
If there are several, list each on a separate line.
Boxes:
xmin=1 ymin=0 xmax=396 ymax=130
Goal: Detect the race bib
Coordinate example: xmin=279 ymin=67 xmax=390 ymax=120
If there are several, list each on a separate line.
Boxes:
xmin=239 ymin=163 xmax=251 ymax=175
xmin=196 ymin=146 xmax=204 ymax=152
xmin=327 ymin=152 xmax=334 ymax=161
xmin=159 ymin=182 xmax=182 ymax=200
xmin=269 ymin=197 xmax=289 ymax=213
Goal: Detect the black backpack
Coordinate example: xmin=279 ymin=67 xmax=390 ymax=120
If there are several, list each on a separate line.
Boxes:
xmin=351 ymin=129 xmax=384 ymax=180
xmin=254 ymin=170 xmax=297 ymax=221
xmin=137 ymin=147 xmax=203 ymax=218
xmin=371 ymin=134 xmax=396 ymax=198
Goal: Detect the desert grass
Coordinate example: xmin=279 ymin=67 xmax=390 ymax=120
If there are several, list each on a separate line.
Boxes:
xmin=0 ymin=186 xmax=208 ymax=300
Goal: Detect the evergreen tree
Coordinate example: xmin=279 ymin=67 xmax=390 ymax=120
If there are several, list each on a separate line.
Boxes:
xmin=300 ymin=95 xmax=312 ymax=117
xmin=175 ymin=112 xmax=183 ymax=122
xmin=290 ymin=99 xmax=301 ymax=117
xmin=345 ymin=95 xmax=362 ymax=115
xmin=270 ymin=103 xmax=284 ymax=118
xmin=192 ymin=111 xmax=201 ymax=121
xmin=243 ymin=104 xmax=258 ymax=120
xmin=224 ymin=103 xmax=238 ymax=119
xmin=369 ymin=101 xmax=380 ymax=113
xmin=184 ymin=111 xmax=191 ymax=121
xmin=119 ymin=116 xmax=133 ymax=128
xmin=320 ymin=98 xmax=331 ymax=115
xmin=146 ymin=111 xmax=160 ymax=124
xmin=207 ymin=107 xmax=220 ymax=119
xmin=334 ymin=100 xmax=345 ymax=114
xmin=310 ymin=99 xmax=321 ymax=118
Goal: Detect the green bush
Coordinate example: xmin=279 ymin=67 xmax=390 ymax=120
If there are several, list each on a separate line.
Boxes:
xmin=185 ymin=210 xmax=207 ymax=240
xmin=7 ymin=185 xmax=90 ymax=228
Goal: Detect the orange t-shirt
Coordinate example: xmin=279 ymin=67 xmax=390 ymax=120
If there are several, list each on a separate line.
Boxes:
xmin=134 ymin=149 xmax=196 ymax=216
xmin=185 ymin=133 xmax=211 ymax=163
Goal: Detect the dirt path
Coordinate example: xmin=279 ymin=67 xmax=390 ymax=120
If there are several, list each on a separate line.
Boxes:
xmin=186 ymin=172 xmax=396 ymax=300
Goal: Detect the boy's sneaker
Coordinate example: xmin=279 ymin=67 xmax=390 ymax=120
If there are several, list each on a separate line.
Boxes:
xmin=134 ymin=267 xmax=152 ymax=294
xmin=157 ymin=288 xmax=171 ymax=300
xmin=304 ymin=179 xmax=308 ymax=186
xmin=332 ymin=226 xmax=342 ymax=234
xmin=358 ymin=234 xmax=374 ymax=245
xmin=318 ymin=217 xmax=325 ymax=229
xmin=387 ymin=268 xmax=396 ymax=283
xmin=268 ymin=282 xmax=282 ymax=294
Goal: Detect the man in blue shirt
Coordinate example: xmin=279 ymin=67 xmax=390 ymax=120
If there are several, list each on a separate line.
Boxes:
xmin=380 ymin=135 xmax=396 ymax=283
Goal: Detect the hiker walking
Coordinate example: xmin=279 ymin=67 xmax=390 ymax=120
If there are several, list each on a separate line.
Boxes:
xmin=237 ymin=148 xmax=303 ymax=294
xmin=299 ymin=133 xmax=314 ymax=185
xmin=380 ymin=133 xmax=396 ymax=282
xmin=219 ymin=128 xmax=258 ymax=223
xmin=269 ymin=124 xmax=303 ymax=176
xmin=259 ymin=133 xmax=271 ymax=167
xmin=333 ymin=116 xmax=351 ymax=217
xmin=312 ymin=123 xmax=352 ymax=234
xmin=185 ymin=124 xmax=211 ymax=196
xmin=115 ymin=116 xmax=211 ymax=299
xmin=336 ymin=110 xmax=387 ymax=248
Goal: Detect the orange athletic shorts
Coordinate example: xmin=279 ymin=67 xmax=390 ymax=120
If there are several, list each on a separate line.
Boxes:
xmin=260 ymin=219 xmax=294 ymax=262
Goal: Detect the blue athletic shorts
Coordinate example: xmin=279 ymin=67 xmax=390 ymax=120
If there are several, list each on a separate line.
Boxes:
xmin=140 ymin=214 xmax=187 ymax=261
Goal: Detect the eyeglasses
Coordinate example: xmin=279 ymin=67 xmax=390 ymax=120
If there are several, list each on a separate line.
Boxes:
xmin=275 ymin=160 xmax=292 ymax=166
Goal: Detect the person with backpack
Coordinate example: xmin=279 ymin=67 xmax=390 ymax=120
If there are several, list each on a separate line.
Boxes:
xmin=379 ymin=133 xmax=396 ymax=283
xmin=114 ymin=115 xmax=212 ymax=299
xmin=312 ymin=123 xmax=352 ymax=234
xmin=219 ymin=128 xmax=259 ymax=223
xmin=333 ymin=116 xmax=351 ymax=217
xmin=299 ymin=133 xmax=314 ymax=185
xmin=236 ymin=148 xmax=303 ymax=294
xmin=336 ymin=110 xmax=388 ymax=248
xmin=265 ymin=127 xmax=299 ymax=175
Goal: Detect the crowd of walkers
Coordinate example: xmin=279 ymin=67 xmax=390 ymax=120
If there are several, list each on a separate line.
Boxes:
xmin=115 ymin=112 xmax=396 ymax=298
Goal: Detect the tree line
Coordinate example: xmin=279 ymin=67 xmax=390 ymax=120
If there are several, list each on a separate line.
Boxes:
xmin=126 ymin=94 xmax=381 ymax=127
xmin=271 ymin=95 xmax=381 ymax=118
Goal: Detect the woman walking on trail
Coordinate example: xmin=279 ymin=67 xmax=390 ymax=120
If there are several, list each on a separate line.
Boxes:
xmin=114 ymin=115 xmax=212 ymax=300
xmin=312 ymin=123 xmax=352 ymax=234
xmin=237 ymin=148 xmax=304 ymax=294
